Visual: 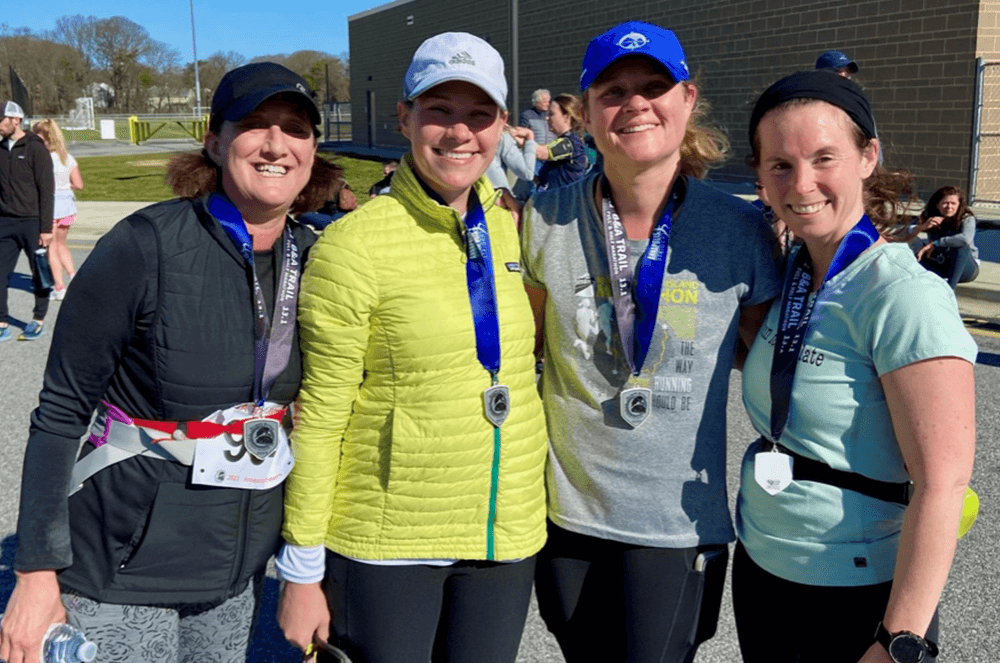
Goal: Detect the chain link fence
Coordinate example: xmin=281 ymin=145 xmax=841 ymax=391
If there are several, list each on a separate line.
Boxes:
xmin=972 ymin=60 xmax=1000 ymax=206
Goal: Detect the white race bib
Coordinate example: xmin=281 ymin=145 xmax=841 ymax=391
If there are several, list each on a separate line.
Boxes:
xmin=191 ymin=402 xmax=294 ymax=490
xmin=754 ymin=451 xmax=794 ymax=495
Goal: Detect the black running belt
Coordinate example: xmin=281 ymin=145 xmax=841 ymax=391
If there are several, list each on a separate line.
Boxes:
xmin=760 ymin=438 xmax=912 ymax=506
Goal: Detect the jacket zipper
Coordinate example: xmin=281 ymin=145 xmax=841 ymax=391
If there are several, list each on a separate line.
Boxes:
xmin=227 ymin=489 xmax=252 ymax=596
xmin=487 ymin=427 xmax=500 ymax=560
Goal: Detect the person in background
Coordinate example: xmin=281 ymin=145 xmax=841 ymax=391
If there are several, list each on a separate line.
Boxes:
xmin=520 ymin=88 xmax=554 ymax=146
xmin=368 ymin=160 xmax=399 ymax=198
xmin=816 ymin=49 xmax=859 ymax=78
xmin=300 ymin=182 xmax=358 ymax=231
xmin=0 ymin=62 xmax=336 ymax=663
xmin=735 ymin=69 xmax=976 ymax=663
xmin=486 ymin=125 xmax=536 ymax=227
xmin=914 ymin=185 xmax=979 ymax=289
xmin=32 ymin=119 xmax=84 ymax=301
xmin=277 ymin=32 xmax=547 ymax=663
xmin=535 ymin=93 xmax=588 ymax=192
xmin=521 ymin=21 xmax=778 ymax=663
xmin=0 ymin=100 xmax=54 ymax=341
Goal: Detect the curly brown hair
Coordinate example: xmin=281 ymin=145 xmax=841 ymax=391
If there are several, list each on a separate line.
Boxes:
xmin=164 ymin=150 xmax=345 ymax=216
xmin=749 ymin=98 xmax=915 ymax=236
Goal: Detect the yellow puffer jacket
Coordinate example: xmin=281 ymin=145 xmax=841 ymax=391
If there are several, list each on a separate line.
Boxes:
xmin=283 ymin=156 xmax=548 ymax=561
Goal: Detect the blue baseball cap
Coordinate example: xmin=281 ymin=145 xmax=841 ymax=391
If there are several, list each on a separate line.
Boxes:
xmin=579 ymin=21 xmax=689 ymax=92
xmin=815 ymin=50 xmax=859 ymax=73
xmin=403 ymin=32 xmax=508 ymax=110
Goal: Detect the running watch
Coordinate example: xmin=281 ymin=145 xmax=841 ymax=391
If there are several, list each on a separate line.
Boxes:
xmin=875 ymin=622 xmax=939 ymax=663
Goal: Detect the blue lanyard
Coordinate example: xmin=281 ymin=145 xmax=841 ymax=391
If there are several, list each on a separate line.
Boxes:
xmin=208 ymin=194 xmax=301 ymax=406
xmin=769 ymin=215 xmax=880 ymax=442
xmin=601 ymin=177 xmax=679 ymax=376
xmin=464 ymin=191 xmax=501 ymax=378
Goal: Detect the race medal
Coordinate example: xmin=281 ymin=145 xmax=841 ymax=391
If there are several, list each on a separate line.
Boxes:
xmin=243 ymin=417 xmax=281 ymax=460
xmin=755 ymin=450 xmax=794 ymax=495
xmin=620 ymin=387 xmax=652 ymax=429
xmin=484 ymin=384 xmax=510 ymax=428
xmin=192 ymin=402 xmax=294 ymax=490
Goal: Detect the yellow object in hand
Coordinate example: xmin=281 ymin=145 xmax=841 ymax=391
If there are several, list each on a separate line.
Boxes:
xmin=958 ymin=487 xmax=979 ymax=540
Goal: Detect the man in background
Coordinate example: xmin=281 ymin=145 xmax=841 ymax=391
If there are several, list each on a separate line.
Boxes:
xmin=0 ymin=101 xmax=54 ymax=341
xmin=520 ymin=89 xmax=553 ymax=146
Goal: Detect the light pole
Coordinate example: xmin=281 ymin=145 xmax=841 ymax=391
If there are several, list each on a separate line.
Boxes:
xmin=189 ymin=0 xmax=202 ymax=117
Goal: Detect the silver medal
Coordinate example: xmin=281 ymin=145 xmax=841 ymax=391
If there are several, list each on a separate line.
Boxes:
xmin=243 ymin=418 xmax=281 ymax=460
xmin=484 ymin=384 xmax=510 ymax=427
xmin=620 ymin=387 xmax=651 ymax=428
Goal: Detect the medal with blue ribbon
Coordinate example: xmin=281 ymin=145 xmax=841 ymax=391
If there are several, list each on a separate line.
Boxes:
xmin=770 ymin=214 xmax=880 ymax=442
xmin=207 ymin=193 xmax=301 ymax=458
xmin=464 ymin=192 xmax=508 ymax=427
xmin=601 ymin=177 xmax=679 ymax=428
xmin=757 ymin=215 xmax=880 ymax=494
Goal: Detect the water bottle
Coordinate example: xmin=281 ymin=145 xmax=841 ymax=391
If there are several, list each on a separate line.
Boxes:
xmin=42 ymin=622 xmax=97 ymax=663
xmin=33 ymin=248 xmax=55 ymax=290
xmin=0 ymin=617 xmax=98 ymax=663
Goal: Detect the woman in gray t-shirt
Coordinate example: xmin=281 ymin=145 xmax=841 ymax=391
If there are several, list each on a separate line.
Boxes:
xmin=520 ymin=21 xmax=778 ymax=663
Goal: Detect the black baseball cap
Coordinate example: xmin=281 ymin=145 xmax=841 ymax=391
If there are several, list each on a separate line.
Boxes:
xmin=211 ymin=62 xmax=320 ymax=127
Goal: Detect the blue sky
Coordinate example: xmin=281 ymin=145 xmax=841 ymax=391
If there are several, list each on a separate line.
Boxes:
xmin=6 ymin=0 xmax=392 ymax=62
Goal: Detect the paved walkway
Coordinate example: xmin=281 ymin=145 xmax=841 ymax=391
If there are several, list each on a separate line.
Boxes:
xmin=72 ymin=201 xmax=1000 ymax=323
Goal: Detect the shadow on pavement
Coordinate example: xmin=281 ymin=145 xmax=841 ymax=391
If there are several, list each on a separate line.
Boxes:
xmin=7 ymin=272 xmax=33 ymax=295
xmin=248 ymin=576 xmax=301 ymax=662
xmin=975 ymin=351 xmax=1000 ymax=367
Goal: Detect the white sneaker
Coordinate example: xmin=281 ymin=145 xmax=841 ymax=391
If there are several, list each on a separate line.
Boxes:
xmin=50 ymin=286 xmax=66 ymax=301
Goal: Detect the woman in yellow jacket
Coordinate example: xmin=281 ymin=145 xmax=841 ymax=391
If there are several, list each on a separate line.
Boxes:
xmin=277 ymin=32 xmax=548 ymax=663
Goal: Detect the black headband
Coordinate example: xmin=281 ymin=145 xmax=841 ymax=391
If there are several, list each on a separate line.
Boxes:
xmin=748 ymin=70 xmax=876 ymax=153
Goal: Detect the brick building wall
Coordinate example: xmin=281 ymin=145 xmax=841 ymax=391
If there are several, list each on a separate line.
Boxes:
xmin=350 ymin=0 xmax=993 ymax=195
xmin=348 ymin=0 xmax=512 ymax=149
xmin=976 ymin=0 xmax=1000 ymax=201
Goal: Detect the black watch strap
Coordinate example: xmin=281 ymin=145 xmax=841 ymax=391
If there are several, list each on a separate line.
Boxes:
xmin=875 ymin=622 xmax=939 ymax=662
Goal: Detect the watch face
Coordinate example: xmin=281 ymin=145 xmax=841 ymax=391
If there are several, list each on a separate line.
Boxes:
xmin=888 ymin=635 xmax=926 ymax=663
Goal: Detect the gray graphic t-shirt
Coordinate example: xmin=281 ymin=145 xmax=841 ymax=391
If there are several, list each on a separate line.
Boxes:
xmin=521 ymin=173 xmax=780 ymax=547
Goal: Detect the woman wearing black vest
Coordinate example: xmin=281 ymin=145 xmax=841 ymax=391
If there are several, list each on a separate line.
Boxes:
xmin=0 ymin=63 xmax=340 ymax=663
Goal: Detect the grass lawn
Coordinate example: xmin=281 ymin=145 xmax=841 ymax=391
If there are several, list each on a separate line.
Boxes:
xmin=75 ymin=150 xmax=390 ymax=204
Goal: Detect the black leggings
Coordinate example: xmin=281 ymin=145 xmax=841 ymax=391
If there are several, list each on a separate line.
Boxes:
xmin=323 ymin=551 xmax=536 ymax=663
xmin=732 ymin=542 xmax=938 ymax=662
xmin=534 ymin=521 xmax=729 ymax=663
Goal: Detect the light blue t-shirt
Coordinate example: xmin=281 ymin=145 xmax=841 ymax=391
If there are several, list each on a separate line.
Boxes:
xmin=737 ymin=242 xmax=977 ymax=586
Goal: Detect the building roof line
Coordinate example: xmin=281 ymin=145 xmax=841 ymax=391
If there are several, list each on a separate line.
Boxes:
xmin=348 ymin=0 xmax=420 ymax=22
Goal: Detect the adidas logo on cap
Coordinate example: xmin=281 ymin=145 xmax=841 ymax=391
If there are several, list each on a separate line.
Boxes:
xmin=449 ymin=51 xmax=475 ymax=66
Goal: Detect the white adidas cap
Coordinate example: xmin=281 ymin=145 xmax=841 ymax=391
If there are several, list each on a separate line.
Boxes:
xmin=402 ymin=32 xmax=508 ymax=110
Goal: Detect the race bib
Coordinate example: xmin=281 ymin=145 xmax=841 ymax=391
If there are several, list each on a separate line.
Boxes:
xmin=191 ymin=402 xmax=294 ymax=490
xmin=754 ymin=451 xmax=794 ymax=496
